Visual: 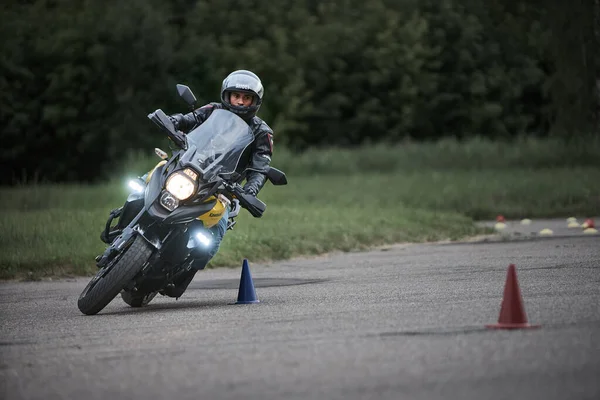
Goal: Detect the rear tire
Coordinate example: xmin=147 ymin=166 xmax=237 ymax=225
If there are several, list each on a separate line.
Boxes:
xmin=78 ymin=235 xmax=153 ymax=315
xmin=121 ymin=290 xmax=158 ymax=307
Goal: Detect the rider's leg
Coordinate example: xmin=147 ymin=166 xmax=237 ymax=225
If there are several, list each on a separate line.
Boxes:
xmin=189 ymin=208 xmax=230 ymax=270
xmin=103 ymin=162 xmax=164 ymax=241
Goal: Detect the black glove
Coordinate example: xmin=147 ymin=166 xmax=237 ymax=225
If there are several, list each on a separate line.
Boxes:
xmin=169 ymin=113 xmax=184 ymax=130
xmin=243 ymin=170 xmax=267 ymax=197
xmin=242 ymin=185 xmax=258 ymax=197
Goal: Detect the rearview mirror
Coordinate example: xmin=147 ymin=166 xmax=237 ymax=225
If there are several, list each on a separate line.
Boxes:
xmin=176 ymin=84 xmax=197 ymax=108
xmin=266 ymin=167 xmax=287 ymax=186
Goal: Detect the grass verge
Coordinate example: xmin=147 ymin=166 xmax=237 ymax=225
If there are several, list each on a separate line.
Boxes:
xmin=1 ymin=137 xmax=599 ymax=280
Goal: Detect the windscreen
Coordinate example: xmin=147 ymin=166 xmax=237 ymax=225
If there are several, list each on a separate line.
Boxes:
xmin=182 ymin=109 xmax=254 ymax=179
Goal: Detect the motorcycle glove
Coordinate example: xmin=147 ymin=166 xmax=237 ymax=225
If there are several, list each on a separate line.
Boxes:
xmin=242 ymin=172 xmax=267 ymax=197
xmin=169 ymin=113 xmax=184 ymax=130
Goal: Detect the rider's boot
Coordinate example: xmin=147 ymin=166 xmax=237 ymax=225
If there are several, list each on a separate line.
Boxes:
xmin=100 ymin=172 xmax=150 ymax=245
xmin=100 ymin=197 xmax=144 ymax=244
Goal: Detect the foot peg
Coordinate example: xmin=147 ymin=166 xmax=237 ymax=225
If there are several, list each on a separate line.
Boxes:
xmin=227 ymin=219 xmax=237 ymax=230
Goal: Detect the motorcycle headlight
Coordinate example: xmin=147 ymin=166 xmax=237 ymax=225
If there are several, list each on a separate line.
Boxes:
xmin=165 ymin=171 xmax=196 ymax=201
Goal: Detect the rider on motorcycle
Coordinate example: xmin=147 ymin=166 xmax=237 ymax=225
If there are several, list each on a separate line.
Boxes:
xmin=123 ymin=70 xmax=274 ymax=298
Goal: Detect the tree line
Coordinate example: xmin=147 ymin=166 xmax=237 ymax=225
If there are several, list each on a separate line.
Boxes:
xmin=1 ymin=0 xmax=598 ymax=184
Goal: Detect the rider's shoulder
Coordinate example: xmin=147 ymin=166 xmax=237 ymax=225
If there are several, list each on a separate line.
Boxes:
xmin=250 ymin=116 xmax=273 ymax=135
xmin=192 ymin=103 xmax=222 ymax=122
xmin=196 ymin=102 xmax=223 ymax=111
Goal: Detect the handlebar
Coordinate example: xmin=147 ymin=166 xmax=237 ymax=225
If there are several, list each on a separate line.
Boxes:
xmin=222 ymin=182 xmax=266 ymax=218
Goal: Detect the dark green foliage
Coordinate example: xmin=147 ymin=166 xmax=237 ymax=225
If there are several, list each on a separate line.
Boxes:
xmin=1 ymin=0 xmax=597 ymax=184
xmin=542 ymin=0 xmax=598 ymax=137
xmin=1 ymin=0 xmax=176 ymax=183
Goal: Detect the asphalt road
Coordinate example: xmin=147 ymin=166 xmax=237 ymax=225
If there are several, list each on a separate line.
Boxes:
xmin=1 ymin=219 xmax=599 ymax=400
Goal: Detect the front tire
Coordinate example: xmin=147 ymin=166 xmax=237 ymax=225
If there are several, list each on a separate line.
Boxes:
xmin=78 ymin=235 xmax=153 ymax=315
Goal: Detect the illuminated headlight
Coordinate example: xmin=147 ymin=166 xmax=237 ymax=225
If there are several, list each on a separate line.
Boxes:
xmin=128 ymin=179 xmax=145 ymax=194
xmin=195 ymin=231 xmax=212 ymax=247
xmin=160 ymin=191 xmax=179 ymax=211
xmin=165 ymin=171 xmax=196 ymax=200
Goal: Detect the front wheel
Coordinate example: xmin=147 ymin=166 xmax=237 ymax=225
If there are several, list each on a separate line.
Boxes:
xmin=78 ymin=235 xmax=153 ymax=315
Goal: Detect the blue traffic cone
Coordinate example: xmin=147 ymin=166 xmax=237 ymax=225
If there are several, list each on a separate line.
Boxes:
xmin=236 ymin=259 xmax=260 ymax=304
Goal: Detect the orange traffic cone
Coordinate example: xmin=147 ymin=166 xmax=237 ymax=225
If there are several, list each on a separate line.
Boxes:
xmin=486 ymin=264 xmax=540 ymax=330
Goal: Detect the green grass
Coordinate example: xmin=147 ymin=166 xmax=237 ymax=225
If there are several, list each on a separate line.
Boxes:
xmin=1 ymin=137 xmax=599 ymax=280
xmin=266 ymin=135 xmax=600 ymax=176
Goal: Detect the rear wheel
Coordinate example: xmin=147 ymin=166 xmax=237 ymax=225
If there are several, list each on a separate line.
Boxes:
xmin=121 ymin=290 xmax=158 ymax=307
xmin=78 ymin=235 xmax=153 ymax=315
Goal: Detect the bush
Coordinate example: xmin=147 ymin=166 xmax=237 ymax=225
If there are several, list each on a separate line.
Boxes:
xmin=0 ymin=0 xmax=597 ymax=184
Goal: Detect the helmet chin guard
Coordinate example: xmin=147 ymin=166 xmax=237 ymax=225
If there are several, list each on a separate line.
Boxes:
xmin=221 ymin=70 xmax=264 ymax=120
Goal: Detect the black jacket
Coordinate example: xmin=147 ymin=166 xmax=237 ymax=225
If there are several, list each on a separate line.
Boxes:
xmin=170 ymin=103 xmax=274 ymax=196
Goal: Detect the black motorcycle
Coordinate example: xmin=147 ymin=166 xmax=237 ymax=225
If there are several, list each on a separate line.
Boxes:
xmin=77 ymin=84 xmax=287 ymax=315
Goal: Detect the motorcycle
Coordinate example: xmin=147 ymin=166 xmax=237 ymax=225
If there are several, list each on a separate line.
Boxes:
xmin=77 ymin=84 xmax=287 ymax=315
